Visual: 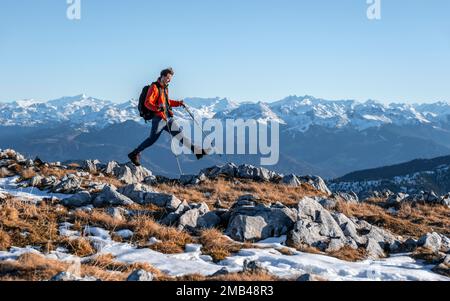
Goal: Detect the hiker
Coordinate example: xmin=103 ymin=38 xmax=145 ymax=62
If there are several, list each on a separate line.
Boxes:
xmin=128 ymin=68 xmax=208 ymax=166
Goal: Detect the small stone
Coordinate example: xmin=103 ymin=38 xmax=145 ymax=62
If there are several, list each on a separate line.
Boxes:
xmin=297 ymin=274 xmax=316 ymax=281
xmin=418 ymin=232 xmax=442 ymax=252
xmin=127 ymin=269 xmax=154 ymax=281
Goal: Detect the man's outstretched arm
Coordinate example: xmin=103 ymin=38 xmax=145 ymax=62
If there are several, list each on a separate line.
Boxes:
xmin=169 ymin=99 xmax=185 ymax=107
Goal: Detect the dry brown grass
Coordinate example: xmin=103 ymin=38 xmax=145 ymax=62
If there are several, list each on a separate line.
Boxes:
xmin=130 ymin=216 xmax=193 ymax=253
xmin=8 ymin=163 xmax=23 ymax=174
xmin=335 ymin=200 xmax=450 ymax=238
xmin=73 ymin=210 xmax=128 ymax=232
xmin=275 ymin=247 xmax=296 ymax=256
xmin=0 ymin=229 xmax=11 ymax=251
xmin=0 ymin=252 xmax=165 ymax=281
xmin=328 ymin=246 xmax=368 ymax=262
xmin=411 ymin=247 xmax=443 ymax=264
xmin=212 ymin=271 xmax=279 ymax=281
xmin=19 ymin=168 xmax=37 ymax=181
xmin=290 ymin=243 xmax=322 ymax=255
xmin=0 ymin=253 xmax=68 ymax=281
xmin=39 ymin=166 xmax=78 ymax=180
xmin=0 ymin=250 xmax=279 ymax=281
xmin=0 ymin=167 xmax=14 ymax=178
xmin=432 ymin=263 xmax=450 ymax=277
xmin=171 ymin=271 xmax=279 ymax=281
xmin=86 ymin=174 xmax=124 ymax=190
xmin=156 ymin=178 xmax=324 ymax=208
xmin=199 ymin=229 xmax=253 ymax=262
xmin=84 ymin=253 xmax=165 ymax=280
xmin=60 ymin=237 xmax=96 ymax=257
xmin=0 ymin=199 xmax=65 ymax=253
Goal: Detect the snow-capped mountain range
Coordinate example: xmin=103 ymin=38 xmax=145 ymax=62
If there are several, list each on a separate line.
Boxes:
xmin=1 ymin=94 xmax=450 ymax=131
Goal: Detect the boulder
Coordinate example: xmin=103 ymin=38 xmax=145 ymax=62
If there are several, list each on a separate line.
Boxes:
xmin=212 ymin=268 xmax=230 ymax=277
xmin=141 ymin=192 xmax=182 ymax=211
xmin=200 ymin=163 xmax=238 ymax=179
xmin=106 ymin=207 xmax=127 ymax=221
xmin=296 ymin=274 xmax=319 ymax=282
xmin=0 ymin=149 xmax=26 ymax=162
xmin=355 ymin=220 xmax=397 ymax=250
xmin=61 ymin=191 xmax=92 ymax=208
xmin=104 ymin=161 xmax=120 ymax=175
xmin=286 ymin=197 xmax=364 ymax=251
xmin=81 ymin=160 xmax=101 ymax=173
xmin=423 ymin=191 xmax=441 ymax=204
xmin=160 ymin=212 xmax=182 ymax=226
xmin=236 ymin=164 xmax=281 ymax=182
xmin=297 ymin=197 xmax=345 ymax=239
xmin=386 ymin=193 xmax=409 ymax=207
xmin=106 ymin=162 xmax=153 ymax=184
xmin=93 ymin=185 xmax=135 ymax=207
xmin=233 ymin=194 xmax=260 ymax=207
xmin=227 ymin=215 xmax=268 ymax=242
xmin=287 ymin=219 xmax=327 ymax=249
xmin=225 ymin=201 xmax=297 ymax=242
xmin=41 ymin=176 xmax=59 ymax=189
xmin=198 ymin=211 xmax=222 ymax=229
xmin=297 ymin=176 xmax=331 ymax=195
xmin=281 ymin=174 xmax=302 ymax=187
xmin=118 ymin=183 xmax=156 ymax=203
xmin=29 ymin=175 xmax=44 ymax=187
xmin=179 ymin=174 xmax=207 ymax=186
xmin=365 ymin=238 xmax=385 ymax=259
xmin=52 ymin=174 xmax=82 ymax=194
xmin=243 ymin=260 xmax=269 ymax=274
xmin=334 ymin=192 xmax=359 ymax=204
xmin=332 ymin=213 xmax=366 ymax=245
xmin=178 ymin=203 xmax=210 ymax=231
xmin=127 ymin=270 xmax=154 ymax=281
xmin=318 ymin=198 xmax=337 ymax=210
xmin=400 ymin=238 xmax=418 ymax=253
xmin=418 ymin=232 xmax=442 ymax=252
xmin=405 ymin=191 xmax=441 ymax=205
xmin=440 ymin=194 xmax=450 ymax=207
xmin=440 ymin=235 xmax=450 ymax=253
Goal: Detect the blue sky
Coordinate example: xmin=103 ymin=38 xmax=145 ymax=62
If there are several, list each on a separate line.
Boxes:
xmin=1 ymin=0 xmax=449 ymax=104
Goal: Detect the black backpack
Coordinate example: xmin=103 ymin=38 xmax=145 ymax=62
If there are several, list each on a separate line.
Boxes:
xmin=138 ymin=85 xmax=155 ymax=121
xmin=138 ymin=82 xmax=171 ymax=121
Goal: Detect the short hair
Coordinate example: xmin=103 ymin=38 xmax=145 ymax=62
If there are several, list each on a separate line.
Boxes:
xmin=160 ymin=68 xmax=174 ymax=77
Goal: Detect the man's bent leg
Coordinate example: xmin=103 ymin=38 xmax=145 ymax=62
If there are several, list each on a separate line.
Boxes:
xmin=134 ymin=118 xmax=166 ymax=153
xmin=165 ymin=118 xmax=204 ymax=155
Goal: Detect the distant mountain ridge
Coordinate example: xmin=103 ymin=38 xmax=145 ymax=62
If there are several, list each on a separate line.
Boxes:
xmin=1 ymin=94 xmax=450 ymax=132
xmin=2 ymin=94 xmax=450 ymax=178
xmin=330 ymin=155 xmax=450 ymax=196
xmin=335 ymin=155 xmax=450 ymax=182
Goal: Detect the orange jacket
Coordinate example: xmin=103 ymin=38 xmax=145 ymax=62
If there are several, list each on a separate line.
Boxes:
xmin=144 ymin=82 xmax=183 ymax=120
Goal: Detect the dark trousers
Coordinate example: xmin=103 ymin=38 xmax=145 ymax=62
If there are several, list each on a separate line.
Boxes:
xmin=134 ymin=117 xmax=201 ymax=154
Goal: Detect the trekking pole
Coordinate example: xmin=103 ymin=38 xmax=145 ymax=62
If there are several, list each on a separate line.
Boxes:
xmin=183 ymin=105 xmax=207 ymax=137
xmin=183 ymin=104 xmax=229 ymax=164
xmin=164 ymin=118 xmax=184 ymax=176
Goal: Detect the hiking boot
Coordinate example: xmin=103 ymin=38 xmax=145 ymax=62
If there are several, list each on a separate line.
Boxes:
xmin=128 ymin=151 xmax=141 ymax=166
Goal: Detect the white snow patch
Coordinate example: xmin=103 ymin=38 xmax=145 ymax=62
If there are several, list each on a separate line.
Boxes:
xmin=84 ymin=226 xmax=111 ymax=240
xmin=185 ymin=244 xmax=202 ymax=253
xmin=0 ymin=177 xmax=71 ymax=201
xmin=0 ymin=230 xmax=448 ymax=281
xmin=114 ymin=230 xmax=134 ymax=239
